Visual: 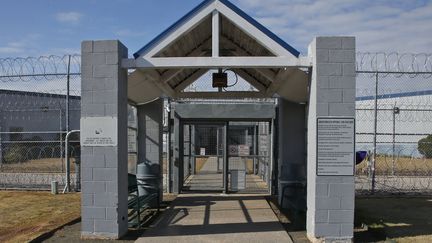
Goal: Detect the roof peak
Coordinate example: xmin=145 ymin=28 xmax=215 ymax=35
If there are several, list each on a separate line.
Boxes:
xmin=133 ymin=0 xmax=299 ymax=58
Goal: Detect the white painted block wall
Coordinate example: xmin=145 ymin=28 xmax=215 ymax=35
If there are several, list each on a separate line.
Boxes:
xmin=307 ymin=37 xmax=356 ymax=242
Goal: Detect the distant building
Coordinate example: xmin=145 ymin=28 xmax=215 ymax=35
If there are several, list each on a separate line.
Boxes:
xmin=0 ymin=89 xmax=81 ymax=141
xmin=356 ymin=90 xmax=432 ymax=156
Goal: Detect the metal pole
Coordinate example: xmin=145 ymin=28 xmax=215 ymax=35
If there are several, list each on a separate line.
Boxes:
xmin=191 ymin=125 xmax=196 ymax=175
xmin=216 ymin=125 xmax=220 ymax=172
xmin=371 ymin=72 xmax=378 ymax=193
xmin=269 ymin=119 xmax=274 ymax=194
xmin=223 ymin=122 xmax=229 ymax=194
xmin=188 ymin=125 xmax=192 ymax=175
xmin=392 ymin=104 xmax=399 ymax=176
xmin=66 ymin=55 xmax=71 ymax=133
xmin=59 ymin=110 xmax=63 ymax=173
xmin=63 ymin=55 xmax=71 ymax=175
xmin=392 ymin=105 xmax=396 ymax=176
xmin=63 ymin=130 xmax=80 ymax=193
xmin=167 ymin=100 xmax=172 ymax=193
xmin=253 ymin=124 xmax=258 ymax=175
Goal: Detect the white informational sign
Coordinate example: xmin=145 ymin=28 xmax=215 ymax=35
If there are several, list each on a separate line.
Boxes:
xmin=317 ymin=118 xmax=355 ymax=176
xmin=81 ymin=117 xmax=118 ymax=147
xmin=238 ymin=145 xmax=250 ymax=156
xmin=200 ymin=148 xmax=206 ymax=156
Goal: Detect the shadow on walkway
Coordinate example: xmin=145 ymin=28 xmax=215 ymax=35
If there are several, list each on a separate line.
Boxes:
xmin=137 ymin=194 xmax=292 ymax=243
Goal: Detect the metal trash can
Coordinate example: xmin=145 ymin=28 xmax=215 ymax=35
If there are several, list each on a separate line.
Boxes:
xmin=230 ymin=169 xmax=246 ymax=191
xmin=136 ymin=163 xmax=160 ymax=207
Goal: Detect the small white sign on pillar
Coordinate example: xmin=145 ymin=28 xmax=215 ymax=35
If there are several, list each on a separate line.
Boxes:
xmin=81 ymin=117 xmax=118 ymax=146
xmin=317 ymin=117 xmax=355 ymax=176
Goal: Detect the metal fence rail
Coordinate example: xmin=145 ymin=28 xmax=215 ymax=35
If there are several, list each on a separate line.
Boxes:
xmin=0 ymin=52 xmax=431 ymax=195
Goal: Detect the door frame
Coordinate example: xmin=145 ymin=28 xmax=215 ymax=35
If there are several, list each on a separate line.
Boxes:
xmin=181 ymin=120 xmax=229 ymax=194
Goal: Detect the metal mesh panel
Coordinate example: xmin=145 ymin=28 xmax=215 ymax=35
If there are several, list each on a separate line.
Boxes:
xmin=228 ymin=122 xmax=270 ymax=194
xmin=0 ymin=55 xmax=81 ymax=189
xmin=1 ymin=52 xmax=432 ymax=195
xmin=356 ymin=52 xmax=432 ymax=194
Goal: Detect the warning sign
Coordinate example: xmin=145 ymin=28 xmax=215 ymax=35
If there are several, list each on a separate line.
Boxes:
xmin=317 ymin=117 xmax=355 ymax=176
xmin=229 ymin=145 xmax=250 ymax=156
xmin=229 ymin=145 xmax=238 ymax=156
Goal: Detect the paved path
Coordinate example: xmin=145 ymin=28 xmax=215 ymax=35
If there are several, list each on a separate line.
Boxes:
xmin=136 ymin=194 xmax=292 ymax=243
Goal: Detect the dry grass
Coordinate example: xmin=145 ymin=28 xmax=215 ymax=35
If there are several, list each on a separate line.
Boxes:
xmin=0 ymin=191 xmax=80 ymax=243
xmin=355 ymin=197 xmax=432 ymax=242
xmin=0 ymin=158 xmax=77 ymax=173
xmin=356 ymin=156 xmax=432 ymax=175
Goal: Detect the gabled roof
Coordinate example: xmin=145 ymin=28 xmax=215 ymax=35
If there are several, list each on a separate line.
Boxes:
xmin=133 ymin=0 xmax=300 ymax=58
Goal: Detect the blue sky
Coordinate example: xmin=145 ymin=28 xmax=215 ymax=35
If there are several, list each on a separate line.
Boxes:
xmin=0 ymin=0 xmax=431 ymax=57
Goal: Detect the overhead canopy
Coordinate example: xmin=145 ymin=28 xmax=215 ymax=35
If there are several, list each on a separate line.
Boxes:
xmin=126 ymin=0 xmax=311 ymax=104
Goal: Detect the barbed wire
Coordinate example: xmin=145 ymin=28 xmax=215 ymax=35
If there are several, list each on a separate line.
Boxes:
xmin=0 ymin=52 xmax=431 ymax=82
xmin=356 ymin=52 xmax=432 ymax=77
xmin=0 ymin=55 xmax=81 ymax=82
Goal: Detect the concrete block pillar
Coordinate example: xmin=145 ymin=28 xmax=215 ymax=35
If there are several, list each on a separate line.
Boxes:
xmin=80 ymin=40 xmax=129 ymax=239
xmin=137 ymin=99 xmax=163 ymax=202
xmin=306 ymin=37 xmax=356 ymax=242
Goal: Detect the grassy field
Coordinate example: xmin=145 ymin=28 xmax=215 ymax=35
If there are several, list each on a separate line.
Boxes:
xmin=356 ymin=156 xmax=432 ymax=175
xmin=0 ymin=158 xmax=77 ymax=173
xmin=355 ymin=197 xmax=432 ymax=242
xmin=0 ymin=191 xmax=80 ymax=243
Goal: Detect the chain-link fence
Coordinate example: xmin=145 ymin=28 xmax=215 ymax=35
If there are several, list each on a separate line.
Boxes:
xmin=355 ymin=53 xmax=432 ymax=195
xmin=0 ymin=55 xmax=81 ymax=189
xmin=1 ymin=52 xmax=432 ymax=194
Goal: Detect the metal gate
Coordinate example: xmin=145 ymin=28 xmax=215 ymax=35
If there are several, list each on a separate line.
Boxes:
xmin=181 ymin=121 xmax=272 ymax=194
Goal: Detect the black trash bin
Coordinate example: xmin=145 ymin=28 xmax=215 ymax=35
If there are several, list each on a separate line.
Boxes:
xmin=136 ymin=163 xmax=160 ymax=207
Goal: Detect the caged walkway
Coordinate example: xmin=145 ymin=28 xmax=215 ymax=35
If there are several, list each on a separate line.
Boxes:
xmin=183 ymin=156 xmax=270 ymax=194
xmin=136 ymin=194 xmax=292 ymax=243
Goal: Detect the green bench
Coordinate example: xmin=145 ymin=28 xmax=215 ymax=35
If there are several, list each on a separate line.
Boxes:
xmin=128 ymin=173 xmax=159 ymax=228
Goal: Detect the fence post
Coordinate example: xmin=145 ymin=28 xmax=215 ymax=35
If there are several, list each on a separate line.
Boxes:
xmin=66 ymin=55 xmax=71 ymax=133
xmin=60 ymin=110 xmax=64 ymax=173
xmin=64 ymin=55 xmax=71 ymax=177
xmin=0 ymin=126 xmax=2 ymax=170
xmin=372 ymin=72 xmax=378 ymax=193
xmin=392 ymin=104 xmax=399 ymax=176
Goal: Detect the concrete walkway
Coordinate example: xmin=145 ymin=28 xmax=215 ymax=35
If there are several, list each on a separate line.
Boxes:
xmin=136 ymin=194 xmax=292 ymax=243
